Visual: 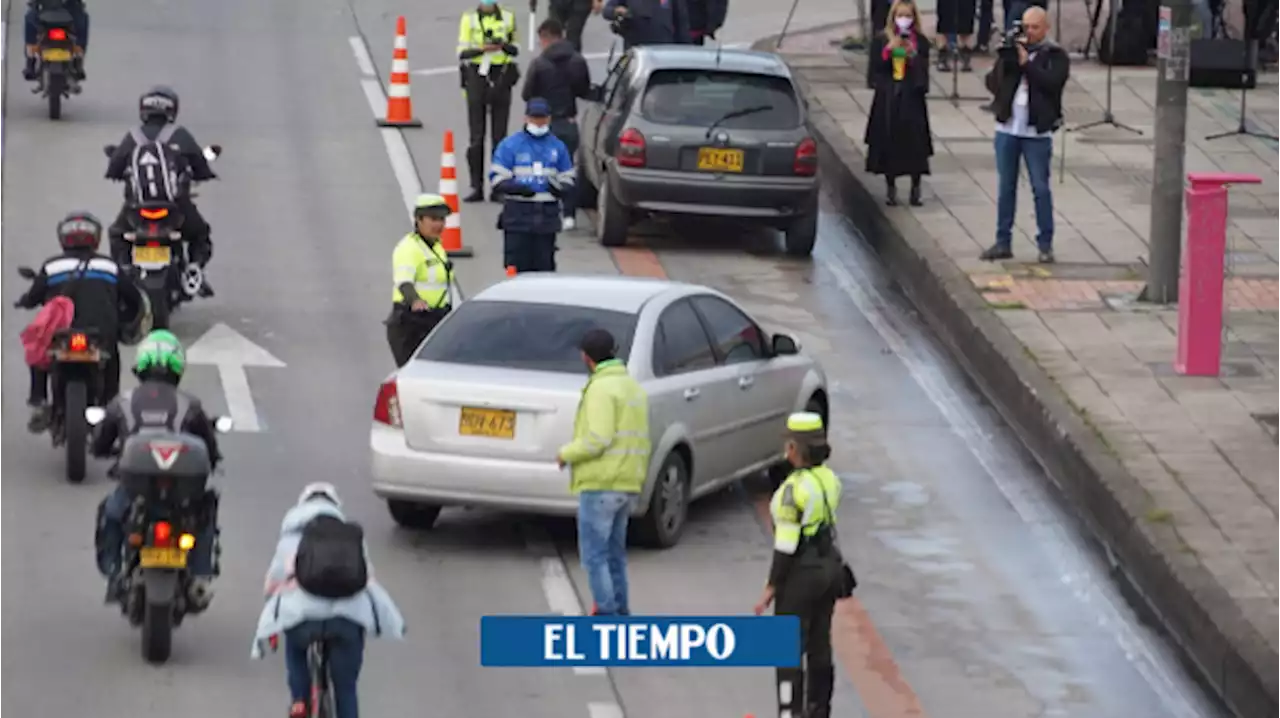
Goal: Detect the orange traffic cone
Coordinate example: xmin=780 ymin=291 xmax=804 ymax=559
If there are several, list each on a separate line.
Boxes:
xmin=377 ymin=16 xmax=423 ymax=128
xmin=506 ymin=265 xmax=517 ymax=277
xmin=439 ymin=130 xmax=473 ymax=257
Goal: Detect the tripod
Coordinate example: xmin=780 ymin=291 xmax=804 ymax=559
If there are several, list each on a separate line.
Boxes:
xmin=1204 ymin=40 xmax=1278 ymax=141
xmin=1067 ymin=0 xmax=1142 ymax=135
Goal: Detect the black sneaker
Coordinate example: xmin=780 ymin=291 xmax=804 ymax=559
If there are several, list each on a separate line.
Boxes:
xmin=27 ymin=403 xmax=50 ymax=433
xmin=103 ymin=574 xmax=122 ymax=604
xmin=22 ymin=57 xmax=38 ymax=81
xmin=979 ymin=244 xmax=1013 ymax=261
xmin=463 ymin=189 xmax=485 ymax=203
xmin=199 ymin=280 xmax=215 ymax=298
xmin=71 ymin=57 xmax=85 ymax=80
xmin=1037 ymin=250 xmax=1056 ymax=264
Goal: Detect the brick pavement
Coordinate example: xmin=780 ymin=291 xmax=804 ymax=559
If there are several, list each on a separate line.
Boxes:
xmin=764 ymin=8 xmax=1279 ymax=714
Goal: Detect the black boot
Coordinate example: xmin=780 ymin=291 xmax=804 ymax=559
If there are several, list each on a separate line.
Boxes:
xmin=806 ymin=664 xmax=835 ymax=718
xmin=23 ymin=56 xmax=38 ymax=81
xmin=909 ymin=178 xmax=923 ymax=206
xmin=72 ymin=56 xmax=85 ymax=80
xmin=936 ymin=46 xmax=951 ymax=72
xmin=463 ymin=188 xmax=485 ymax=203
xmin=959 ymin=45 xmax=973 ymax=72
xmin=885 ymin=178 xmax=898 ymax=206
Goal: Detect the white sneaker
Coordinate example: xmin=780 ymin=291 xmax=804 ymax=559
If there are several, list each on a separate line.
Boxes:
xmin=562 ymin=217 xmax=577 ymax=231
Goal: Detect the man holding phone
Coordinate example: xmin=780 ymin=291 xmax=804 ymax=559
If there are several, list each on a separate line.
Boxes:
xmin=489 ymin=98 xmax=576 ymax=273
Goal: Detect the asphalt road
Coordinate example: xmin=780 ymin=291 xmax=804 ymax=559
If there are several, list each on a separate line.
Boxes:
xmin=1 ymin=0 xmax=1228 ymax=716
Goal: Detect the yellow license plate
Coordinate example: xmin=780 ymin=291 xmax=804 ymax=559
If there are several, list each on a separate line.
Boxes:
xmin=52 ymin=349 xmax=100 ymax=363
xmin=458 ymin=407 xmax=516 ymax=439
xmin=41 ymin=48 xmax=72 ymax=62
xmin=132 ymin=246 xmax=171 ymax=264
xmin=139 ymin=546 xmax=187 ymax=569
xmin=696 ymin=148 xmax=744 ymax=173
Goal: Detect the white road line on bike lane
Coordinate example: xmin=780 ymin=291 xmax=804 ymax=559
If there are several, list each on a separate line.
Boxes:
xmin=344 ymin=33 xmax=622 ymax=718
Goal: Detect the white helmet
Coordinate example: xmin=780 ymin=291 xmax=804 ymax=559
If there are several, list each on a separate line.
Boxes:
xmin=297 ymin=482 xmax=341 ymax=507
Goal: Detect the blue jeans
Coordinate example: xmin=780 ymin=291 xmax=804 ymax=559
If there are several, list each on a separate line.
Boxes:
xmin=96 ymin=484 xmax=217 ymax=578
xmin=577 ymin=491 xmax=634 ymax=615
xmin=24 ymin=8 xmax=89 ymax=49
xmin=286 ymin=618 xmax=365 ymax=718
xmin=994 ymin=131 xmax=1054 ymax=252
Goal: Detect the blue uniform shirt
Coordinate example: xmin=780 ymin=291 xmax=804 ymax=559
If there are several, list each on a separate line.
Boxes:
xmin=489 ymin=129 xmax=576 ymax=234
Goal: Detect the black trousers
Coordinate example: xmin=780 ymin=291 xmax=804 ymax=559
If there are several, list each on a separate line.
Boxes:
xmin=464 ymin=70 xmax=514 ymax=193
xmin=503 ymin=231 xmax=557 ymax=273
xmin=549 ymin=4 xmax=591 ymax=51
xmin=109 ymin=198 xmax=212 ymax=267
xmin=774 ymin=564 xmax=838 ymax=718
xmin=29 ymin=344 xmax=121 ymax=406
xmin=385 ymin=308 xmax=449 ymax=366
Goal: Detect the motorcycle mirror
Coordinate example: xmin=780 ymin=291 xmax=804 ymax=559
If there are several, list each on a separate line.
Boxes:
xmin=103 ymin=144 xmax=117 ymax=157
xmin=17 ymin=266 xmax=36 ymax=279
xmin=203 ymin=145 xmax=222 ymax=161
xmin=213 ymin=416 xmax=234 ymax=433
xmin=85 ymin=407 xmax=107 ymax=426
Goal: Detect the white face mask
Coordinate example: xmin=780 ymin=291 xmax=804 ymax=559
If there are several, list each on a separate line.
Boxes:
xmin=895 ymin=17 xmax=913 ymax=31
xmin=526 ymin=123 xmax=550 ymax=137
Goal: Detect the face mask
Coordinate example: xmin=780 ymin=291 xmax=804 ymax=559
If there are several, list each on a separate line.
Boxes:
xmin=526 ymin=123 xmax=550 ymax=137
xmin=894 ymin=17 xmax=913 ymax=31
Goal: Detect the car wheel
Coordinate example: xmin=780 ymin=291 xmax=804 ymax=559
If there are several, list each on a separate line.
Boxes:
xmin=783 ymin=209 xmax=818 ymax=258
xmin=386 ymin=500 xmax=441 ymax=530
xmin=597 ymin=172 xmax=630 ymax=248
xmin=577 ymin=151 xmax=599 ymax=207
xmin=634 ymin=452 xmax=690 ymax=549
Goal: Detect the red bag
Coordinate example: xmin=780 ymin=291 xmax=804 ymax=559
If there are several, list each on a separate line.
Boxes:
xmin=21 ymin=296 xmax=75 ymax=370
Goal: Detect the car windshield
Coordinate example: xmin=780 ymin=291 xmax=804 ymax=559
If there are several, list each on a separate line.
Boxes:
xmin=416 ymin=300 xmax=638 ymax=374
xmin=640 ymin=69 xmax=801 ymax=129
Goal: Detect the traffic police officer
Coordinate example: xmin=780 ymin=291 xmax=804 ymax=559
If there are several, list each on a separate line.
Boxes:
xmin=386 ymin=195 xmax=455 ymax=366
xmin=490 ymin=98 xmax=575 ymax=273
xmin=458 ymin=0 xmax=520 ymax=203
xmin=754 ymin=411 xmax=843 ymax=718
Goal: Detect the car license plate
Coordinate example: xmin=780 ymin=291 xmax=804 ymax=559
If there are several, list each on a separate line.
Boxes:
xmin=139 ymin=546 xmax=187 ymax=569
xmin=41 ymin=48 xmax=72 ymax=62
xmin=458 ymin=407 xmax=516 ymax=439
xmin=133 ymin=246 xmax=171 ymax=265
xmin=697 ymin=148 xmax=744 ymax=173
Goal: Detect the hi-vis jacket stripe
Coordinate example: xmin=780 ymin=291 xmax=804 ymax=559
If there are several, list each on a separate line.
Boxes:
xmin=490 ymin=164 xmax=576 ymax=202
xmin=45 ymin=256 xmax=120 ymax=285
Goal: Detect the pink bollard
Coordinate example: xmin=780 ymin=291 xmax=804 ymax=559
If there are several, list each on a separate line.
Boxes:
xmin=1175 ymin=172 xmax=1263 ymax=376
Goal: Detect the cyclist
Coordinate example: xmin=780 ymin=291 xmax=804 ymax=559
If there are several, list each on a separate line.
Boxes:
xmin=253 ymin=483 xmax=406 ymax=718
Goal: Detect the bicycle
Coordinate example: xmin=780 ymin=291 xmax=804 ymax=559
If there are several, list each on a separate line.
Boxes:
xmin=268 ymin=633 xmax=336 ymax=718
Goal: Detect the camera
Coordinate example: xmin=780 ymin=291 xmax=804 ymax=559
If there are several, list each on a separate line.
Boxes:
xmin=1002 ymin=19 xmax=1024 ymax=48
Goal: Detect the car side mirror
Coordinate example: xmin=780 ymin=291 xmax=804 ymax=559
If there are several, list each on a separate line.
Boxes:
xmin=213 ymin=416 xmax=235 ymax=433
xmin=771 ymin=333 xmax=800 ymax=356
xmin=103 ymin=144 xmax=117 ymax=157
xmin=17 ymin=266 xmax=37 ymax=279
xmin=85 ymin=407 xmax=107 ymax=426
xmin=587 ymin=84 xmax=605 ymax=103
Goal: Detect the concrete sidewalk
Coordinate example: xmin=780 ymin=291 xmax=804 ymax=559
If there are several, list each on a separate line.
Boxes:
xmin=764 ymin=15 xmax=1279 ymax=718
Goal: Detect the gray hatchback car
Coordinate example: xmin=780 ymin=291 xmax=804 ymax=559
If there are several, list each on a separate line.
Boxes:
xmin=576 ymin=46 xmax=821 ymax=256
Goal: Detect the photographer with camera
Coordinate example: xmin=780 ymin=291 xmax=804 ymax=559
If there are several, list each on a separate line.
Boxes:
xmin=980 ymin=6 xmax=1068 ymax=265
xmin=602 ymin=0 xmax=692 ymax=50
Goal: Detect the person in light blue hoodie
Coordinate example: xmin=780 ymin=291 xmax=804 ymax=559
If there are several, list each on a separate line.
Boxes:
xmin=252 ymin=482 xmax=406 ymax=718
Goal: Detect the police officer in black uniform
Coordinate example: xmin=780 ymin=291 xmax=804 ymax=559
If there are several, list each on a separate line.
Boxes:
xmin=105 ymin=85 xmax=219 ymax=296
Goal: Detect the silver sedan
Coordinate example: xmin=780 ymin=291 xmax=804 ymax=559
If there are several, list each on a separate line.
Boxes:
xmin=369 ymin=274 xmax=829 ymax=548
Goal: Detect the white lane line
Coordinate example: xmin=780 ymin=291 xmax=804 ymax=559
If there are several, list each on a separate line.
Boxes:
xmin=588 ymin=702 xmax=625 ymax=718
xmin=527 ymin=526 xmax=609 ymax=676
xmin=817 ymin=250 xmax=1215 ymax=718
xmin=349 ymin=35 xmax=377 ymax=77
xmin=411 ymin=43 xmax=749 ymax=76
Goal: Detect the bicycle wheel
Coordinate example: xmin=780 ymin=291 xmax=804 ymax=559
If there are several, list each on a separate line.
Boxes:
xmin=308 ymin=642 xmax=334 ymax=718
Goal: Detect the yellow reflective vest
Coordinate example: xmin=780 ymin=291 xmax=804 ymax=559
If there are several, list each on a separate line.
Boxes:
xmin=391 ymin=233 xmax=450 ymax=308
xmin=456 ymin=8 xmax=517 ymax=67
xmin=770 ymin=466 xmax=842 ymax=555
xmin=559 ymin=360 xmax=651 ymax=494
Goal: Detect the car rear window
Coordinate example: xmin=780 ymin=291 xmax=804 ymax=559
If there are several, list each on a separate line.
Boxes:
xmin=416 ymin=300 xmax=638 ymax=374
xmin=639 ymin=69 xmax=801 ymax=130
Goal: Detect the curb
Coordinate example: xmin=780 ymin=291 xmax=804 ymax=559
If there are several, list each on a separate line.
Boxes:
xmin=759 ymin=37 xmax=1279 ymax=718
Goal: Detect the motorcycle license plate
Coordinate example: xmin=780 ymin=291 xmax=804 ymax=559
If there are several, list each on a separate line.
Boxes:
xmin=139 ymin=546 xmax=187 ymax=569
xmin=41 ymin=48 xmax=72 ymax=62
xmin=133 ymin=246 xmax=171 ymax=265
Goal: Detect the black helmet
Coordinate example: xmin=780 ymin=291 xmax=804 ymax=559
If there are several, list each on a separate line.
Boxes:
xmin=139 ymin=85 xmax=179 ymax=124
xmin=57 ymin=211 xmax=103 ymax=252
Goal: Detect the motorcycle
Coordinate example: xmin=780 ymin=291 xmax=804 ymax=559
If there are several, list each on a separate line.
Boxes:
xmin=30 ymin=8 xmax=81 ymax=119
xmin=17 ymin=266 xmax=110 ymax=483
xmin=86 ymin=408 xmax=233 ymax=664
xmin=102 ymin=144 xmax=222 ymax=329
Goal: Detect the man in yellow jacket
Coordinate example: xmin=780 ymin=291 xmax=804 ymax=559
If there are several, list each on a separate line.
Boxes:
xmin=557 ymin=328 xmax=650 ymax=616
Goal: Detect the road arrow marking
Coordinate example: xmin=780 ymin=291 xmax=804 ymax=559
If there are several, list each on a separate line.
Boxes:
xmin=185 ymin=323 xmax=286 ymax=433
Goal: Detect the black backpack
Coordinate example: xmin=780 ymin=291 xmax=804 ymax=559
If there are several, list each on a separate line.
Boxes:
xmin=294 ymin=514 xmax=369 ymax=599
xmin=128 ymin=125 xmax=185 ymax=206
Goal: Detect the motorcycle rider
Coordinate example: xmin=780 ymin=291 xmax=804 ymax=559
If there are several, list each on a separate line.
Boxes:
xmin=105 ymin=86 xmax=218 ymax=297
xmin=15 ymin=211 xmax=144 ymax=433
xmin=91 ymin=330 xmax=222 ymax=607
xmin=22 ymin=0 xmax=90 ymax=81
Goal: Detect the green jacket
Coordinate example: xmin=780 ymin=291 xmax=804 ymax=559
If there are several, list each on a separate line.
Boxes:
xmin=559 ymin=360 xmax=650 ymax=494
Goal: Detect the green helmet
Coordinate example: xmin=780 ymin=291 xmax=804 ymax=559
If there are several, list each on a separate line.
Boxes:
xmin=133 ymin=330 xmax=186 ymax=379
xmin=413 ymin=193 xmax=452 ymax=220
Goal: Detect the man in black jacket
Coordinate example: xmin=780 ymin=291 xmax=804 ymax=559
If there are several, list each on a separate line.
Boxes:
xmin=545 ymin=0 xmax=599 ymax=51
xmin=980 ymin=6 xmax=1067 ymax=264
xmin=603 ymin=0 xmax=691 ymax=48
xmin=523 ymin=18 xmax=591 ymax=230
xmin=686 ymin=0 xmax=726 ymax=45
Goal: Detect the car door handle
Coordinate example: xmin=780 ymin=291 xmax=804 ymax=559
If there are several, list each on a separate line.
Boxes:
xmin=738 ymin=376 xmax=754 ymax=389
xmin=683 ymin=388 xmax=700 ymax=401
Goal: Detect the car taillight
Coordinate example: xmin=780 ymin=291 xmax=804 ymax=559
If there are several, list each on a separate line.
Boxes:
xmin=47 ymin=28 xmax=67 ymax=41
xmin=152 ymin=521 xmax=173 ymax=547
xmin=793 ymin=137 xmax=818 ymax=176
xmin=617 ymin=128 xmax=646 ymax=168
xmin=373 ymin=379 xmax=402 ymax=428
xmin=69 ymin=332 xmax=88 ymax=352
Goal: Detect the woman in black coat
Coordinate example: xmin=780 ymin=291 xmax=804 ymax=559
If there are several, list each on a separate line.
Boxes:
xmin=864 ymin=0 xmax=935 ymax=206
